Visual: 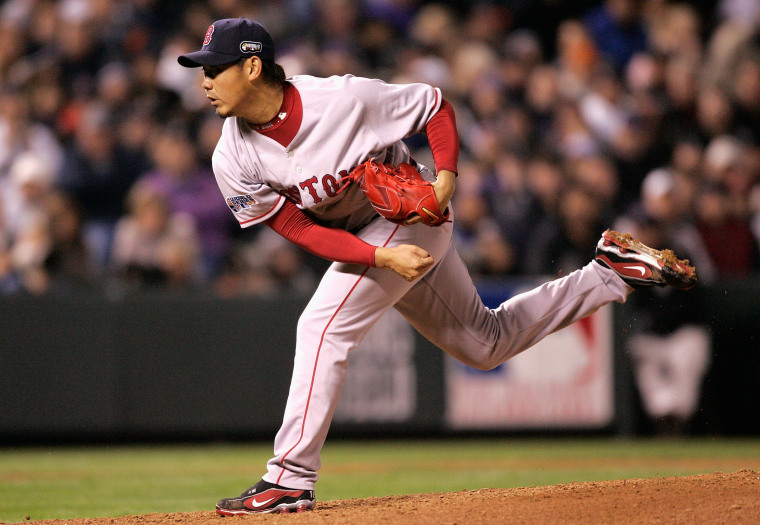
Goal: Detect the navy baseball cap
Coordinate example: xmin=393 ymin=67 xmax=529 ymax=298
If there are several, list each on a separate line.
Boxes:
xmin=178 ymin=18 xmax=275 ymax=68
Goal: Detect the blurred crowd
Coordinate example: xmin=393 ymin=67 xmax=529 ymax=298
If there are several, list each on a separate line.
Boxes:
xmin=1 ymin=0 xmax=759 ymax=298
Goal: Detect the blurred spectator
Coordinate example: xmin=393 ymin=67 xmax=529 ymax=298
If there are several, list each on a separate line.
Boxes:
xmin=57 ymin=103 xmax=149 ymax=268
xmin=1 ymin=152 xmax=56 ymax=294
xmin=555 ymin=20 xmax=598 ymax=100
xmin=616 ymin=167 xmax=715 ymax=276
xmin=0 ymin=10 xmax=26 ymax=78
xmin=449 ymin=41 xmax=500 ymax=100
xmin=583 ymin=0 xmax=648 ymax=73
xmin=696 ymin=85 xmax=736 ymax=140
xmin=703 ymin=135 xmax=743 ymax=183
xmin=695 ymin=182 xmax=759 ymax=277
xmin=482 ymin=151 xmax=534 ymax=245
xmin=730 ymin=51 xmax=760 ymax=142
xmin=523 ymin=152 xmax=564 ymax=227
xmin=96 ymin=62 xmax=133 ymax=119
xmin=553 ymin=100 xmax=600 ymax=159
xmin=452 ymin=191 xmax=516 ymax=278
xmin=111 ymin=182 xmax=200 ymax=290
xmin=524 ymin=64 xmax=561 ymax=141
xmin=357 ymin=16 xmax=403 ymax=76
xmin=42 ymin=190 xmax=100 ymax=293
xmin=718 ymin=0 xmax=760 ymax=26
xmin=464 ymin=2 xmax=512 ymax=48
xmin=697 ymin=135 xmax=760 ymax=275
xmin=408 ymin=3 xmax=458 ymax=57
xmin=614 ymin=167 xmax=716 ymax=436
xmin=0 ymin=0 xmax=755 ymax=299
xmin=523 ymin=183 xmax=607 ymax=276
xmin=214 ymin=228 xmax=317 ymax=298
xmin=705 ymin=135 xmax=758 ymax=218
xmin=54 ymin=1 xmax=109 ymax=94
xmin=568 ymin=153 xmax=619 ymax=210
xmin=137 ymin=124 xmax=235 ymax=280
xmin=196 ymin=114 xmax=225 ymax=165
xmin=661 ymin=54 xmax=701 ymax=139
xmin=0 ymin=88 xmax=63 ymax=179
xmin=0 ymin=151 xmax=97 ymax=295
xmin=670 ymin=134 xmax=705 ymax=179
xmin=156 ymin=32 xmax=214 ymax=112
xmin=578 ymin=66 xmax=631 ymax=150
xmin=647 ymin=2 xmax=703 ymax=63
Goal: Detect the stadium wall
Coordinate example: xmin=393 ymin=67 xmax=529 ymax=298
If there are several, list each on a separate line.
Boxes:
xmin=1 ymin=278 xmax=758 ymax=443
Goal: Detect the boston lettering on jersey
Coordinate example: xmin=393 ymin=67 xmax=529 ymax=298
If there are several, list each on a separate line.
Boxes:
xmin=279 ymin=169 xmax=351 ymax=206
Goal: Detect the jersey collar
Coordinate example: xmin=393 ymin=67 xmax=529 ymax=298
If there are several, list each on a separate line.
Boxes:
xmin=251 ymin=82 xmax=302 ymax=148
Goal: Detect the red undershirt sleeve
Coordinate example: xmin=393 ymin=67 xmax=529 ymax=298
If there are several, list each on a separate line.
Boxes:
xmin=264 ymin=200 xmax=377 ymax=267
xmin=425 ymin=99 xmax=459 ymax=174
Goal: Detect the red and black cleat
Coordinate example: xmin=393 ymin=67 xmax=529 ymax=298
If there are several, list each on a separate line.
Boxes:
xmin=216 ymin=479 xmax=316 ymax=515
xmin=594 ymin=229 xmax=698 ymax=290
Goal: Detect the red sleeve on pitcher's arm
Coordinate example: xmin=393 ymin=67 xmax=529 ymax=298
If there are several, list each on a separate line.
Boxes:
xmin=265 ymin=200 xmax=377 ymax=267
xmin=425 ymin=99 xmax=459 ymax=174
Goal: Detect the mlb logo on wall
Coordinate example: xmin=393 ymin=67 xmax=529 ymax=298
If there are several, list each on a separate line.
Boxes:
xmin=226 ymin=194 xmax=256 ymax=213
xmin=446 ymin=305 xmax=615 ymax=429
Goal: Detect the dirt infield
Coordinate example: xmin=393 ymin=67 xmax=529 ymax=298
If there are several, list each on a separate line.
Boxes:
xmin=14 ymin=470 xmax=760 ymax=525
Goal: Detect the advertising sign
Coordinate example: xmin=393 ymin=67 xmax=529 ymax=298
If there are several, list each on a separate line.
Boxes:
xmin=446 ymin=305 xmax=614 ymax=429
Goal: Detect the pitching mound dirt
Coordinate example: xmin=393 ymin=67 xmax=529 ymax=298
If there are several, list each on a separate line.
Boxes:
xmin=13 ymin=470 xmax=759 ymax=525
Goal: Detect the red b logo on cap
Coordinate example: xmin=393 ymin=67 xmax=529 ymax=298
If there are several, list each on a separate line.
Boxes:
xmin=203 ymin=25 xmax=214 ymax=46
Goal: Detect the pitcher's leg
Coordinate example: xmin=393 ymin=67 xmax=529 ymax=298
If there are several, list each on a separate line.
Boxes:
xmin=265 ymin=263 xmax=400 ymax=489
xmin=396 ymin=243 xmax=631 ymax=370
xmin=266 ymin=220 xmax=454 ymax=489
xmin=483 ymin=262 xmax=631 ymax=365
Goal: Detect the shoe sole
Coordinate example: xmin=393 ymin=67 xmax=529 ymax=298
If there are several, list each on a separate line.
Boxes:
xmin=601 ymin=230 xmax=697 ymax=290
xmin=216 ymin=500 xmax=315 ymax=515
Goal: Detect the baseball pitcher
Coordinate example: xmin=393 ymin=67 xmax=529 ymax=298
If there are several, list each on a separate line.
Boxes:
xmin=178 ymin=18 xmax=697 ymax=515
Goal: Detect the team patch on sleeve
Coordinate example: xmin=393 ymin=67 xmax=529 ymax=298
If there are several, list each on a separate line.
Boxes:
xmin=226 ymin=194 xmax=257 ymax=213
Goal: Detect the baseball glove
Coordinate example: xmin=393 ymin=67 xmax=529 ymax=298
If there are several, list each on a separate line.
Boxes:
xmin=345 ymin=160 xmax=450 ymax=226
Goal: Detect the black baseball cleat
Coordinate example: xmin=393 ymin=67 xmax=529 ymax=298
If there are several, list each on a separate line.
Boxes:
xmin=215 ymin=479 xmax=316 ymax=515
xmin=594 ymin=229 xmax=698 ymax=290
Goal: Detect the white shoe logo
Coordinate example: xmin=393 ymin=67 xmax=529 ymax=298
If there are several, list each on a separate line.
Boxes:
xmin=249 ymin=496 xmax=277 ymax=508
xmin=623 ymin=265 xmax=647 ymax=276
